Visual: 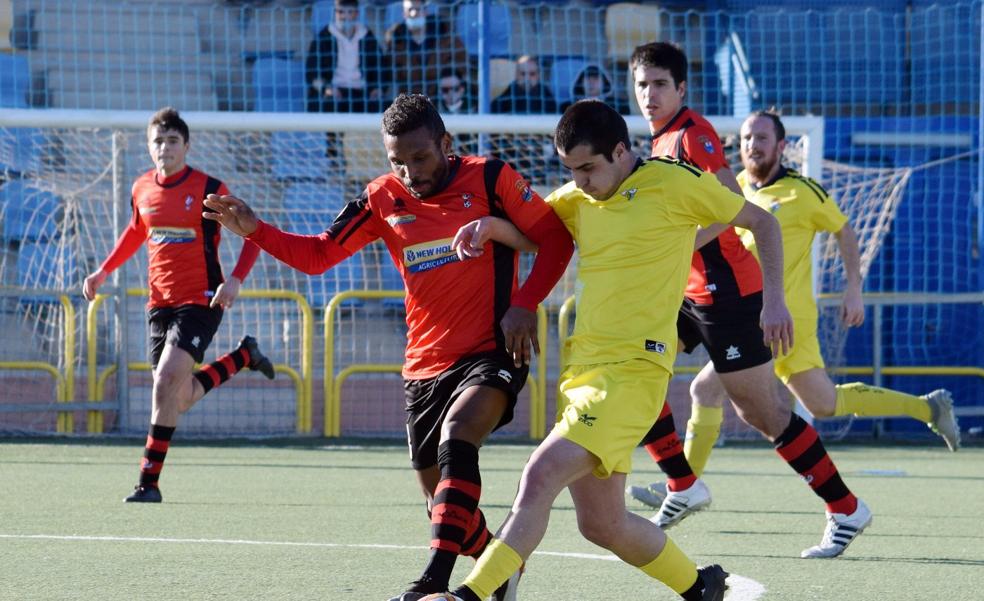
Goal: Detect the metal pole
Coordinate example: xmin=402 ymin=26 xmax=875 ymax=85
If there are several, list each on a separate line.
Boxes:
xmin=476 ymin=0 xmax=490 ymax=153
xmin=111 ymin=130 xmax=130 ymax=431
xmin=872 ymin=304 xmax=884 ymax=438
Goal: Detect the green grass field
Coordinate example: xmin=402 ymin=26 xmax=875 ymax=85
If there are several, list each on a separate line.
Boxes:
xmin=1 ymin=440 xmax=981 ymax=600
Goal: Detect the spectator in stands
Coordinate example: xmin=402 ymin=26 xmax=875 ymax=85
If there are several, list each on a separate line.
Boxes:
xmin=434 ymin=68 xmax=474 ymax=115
xmin=490 ymin=56 xmax=557 ymax=114
xmin=385 ymin=0 xmax=468 ymax=97
xmin=560 ymin=63 xmax=630 ymax=115
xmin=305 ymin=0 xmax=386 ymax=113
xmin=81 ymin=107 xmax=275 ymax=505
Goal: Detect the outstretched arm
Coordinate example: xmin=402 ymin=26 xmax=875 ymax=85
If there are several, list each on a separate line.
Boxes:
xmin=729 ymin=201 xmax=793 ymax=356
xmin=203 ymin=194 xmax=353 ymax=275
xmin=835 ymin=223 xmax=864 ymax=326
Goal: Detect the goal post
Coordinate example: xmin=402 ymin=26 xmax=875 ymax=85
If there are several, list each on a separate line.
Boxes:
xmin=0 ymin=106 xmax=887 ymax=443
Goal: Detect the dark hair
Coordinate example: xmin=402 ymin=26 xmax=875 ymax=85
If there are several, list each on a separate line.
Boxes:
xmin=554 ymin=99 xmax=630 ymax=162
xmin=337 ymin=0 xmax=359 ymax=6
xmin=382 ymin=93 xmax=447 ymax=141
xmin=148 ymin=107 xmax=189 ymax=143
xmin=438 ymin=67 xmax=462 ymax=81
xmin=629 ymin=41 xmax=688 ymax=87
xmin=747 ymin=110 xmax=786 ymax=141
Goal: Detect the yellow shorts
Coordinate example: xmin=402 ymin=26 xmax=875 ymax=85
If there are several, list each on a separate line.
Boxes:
xmin=774 ymin=318 xmax=825 ymax=383
xmin=552 ymin=359 xmax=670 ymax=479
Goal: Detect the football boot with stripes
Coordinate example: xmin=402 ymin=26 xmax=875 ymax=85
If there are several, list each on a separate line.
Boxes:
xmin=801 ymin=498 xmax=872 ymax=558
xmin=925 ymin=389 xmax=960 ymax=451
xmin=651 ymin=478 xmax=711 ymax=529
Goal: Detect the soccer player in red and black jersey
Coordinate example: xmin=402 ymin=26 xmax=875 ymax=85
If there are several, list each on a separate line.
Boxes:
xmin=81 ymin=108 xmax=275 ymax=504
xmin=203 ymin=94 xmax=574 ymax=599
xmin=626 ymin=42 xmax=870 ymax=558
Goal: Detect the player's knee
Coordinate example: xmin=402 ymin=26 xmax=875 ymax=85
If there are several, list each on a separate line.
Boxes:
xmin=153 ymin=368 xmax=182 ymax=397
xmin=576 ymin=514 xmax=621 ymax=549
xmin=689 ymin=377 xmax=724 ymax=408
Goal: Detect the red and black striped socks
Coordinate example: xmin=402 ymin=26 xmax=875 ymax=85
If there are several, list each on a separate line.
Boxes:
xmin=642 ymin=402 xmax=698 ymax=492
xmin=423 ymin=439 xmax=485 ymax=588
xmin=138 ymin=423 xmax=175 ymax=489
xmin=193 ymin=344 xmax=251 ymax=394
xmin=773 ymin=413 xmax=857 ymax=515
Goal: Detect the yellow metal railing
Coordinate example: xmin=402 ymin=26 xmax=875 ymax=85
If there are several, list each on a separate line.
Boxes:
xmin=0 ymin=293 xmax=75 ymax=432
xmin=86 ymin=288 xmax=314 ymax=433
xmin=324 ymin=290 xmax=548 ymax=438
xmin=560 ymin=294 xmax=983 ymax=382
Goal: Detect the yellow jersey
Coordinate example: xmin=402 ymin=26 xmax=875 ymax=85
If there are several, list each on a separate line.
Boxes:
xmin=737 ymin=167 xmax=847 ymax=324
xmin=548 ymin=158 xmax=746 ymax=372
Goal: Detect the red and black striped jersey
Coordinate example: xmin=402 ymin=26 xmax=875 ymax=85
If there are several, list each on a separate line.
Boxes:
xmin=100 ymin=166 xmax=259 ymax=308
xmin=651 ymin=106 xmax=762 ymax=305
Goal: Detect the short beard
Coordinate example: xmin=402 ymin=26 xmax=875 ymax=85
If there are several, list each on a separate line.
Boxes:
xmin=744 ymin=156 xmax=777 ymax=183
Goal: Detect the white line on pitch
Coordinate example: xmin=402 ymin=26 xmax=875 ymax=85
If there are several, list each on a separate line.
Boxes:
xmin=0 ymin=533 xmax=766 ymax=600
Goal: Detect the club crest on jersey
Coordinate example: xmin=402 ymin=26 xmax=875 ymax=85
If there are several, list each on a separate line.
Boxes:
xmin=462 ymin=192 xmax=473 ymax=208
xmin=697 ymin=135 xmax=715 ymax=154
xmin=403 ymin=238 xmax=459 ymax=273
xmin=770 ymin=201 xmax=781 ymax=213
xmin=621 ymin=187 xmax=638 ymax=202
xmin=515 ymin=179 xmax=533 ymax=202
xmin=184 ymin=195 xmax=194 ymax=210
xmin=149 ymin=226 xmax=196 ymax=244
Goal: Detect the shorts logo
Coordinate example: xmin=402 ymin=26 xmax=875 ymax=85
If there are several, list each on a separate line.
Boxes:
xmin=149 ymin=227 xmax=196 ymax=244
xmin=705 ymin=283 xmax=717 ymax=292
xmin=725 ymin=345 xmax=741 ymax=360
xmin=403 ymin=238 xmax=459 ymax=273
xmin=578 ymin=413 xmax=597 ymax=427
xmin=645 ymin=339 xmax=666 ymax=354
xmin=191 ymin=336 xmax=201 ymax=348
xmin=496 ymin=369 xmax=513 ymax=383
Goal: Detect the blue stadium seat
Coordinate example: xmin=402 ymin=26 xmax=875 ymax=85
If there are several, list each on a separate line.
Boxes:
xmin=270 ymin=131 xmax=344 ymax=180
xmin=0 ymin=179 xmax=61 ymax=243
xmin=455 ymin=2 xmax=512 ymax=58
xmin=252 ymin=58 xmax=306 ymax=112
xmin=0 ymin=127 xmax=44 ymax=175
xmin=909 ymin=3 xmax=980 ymax=109
xmin=286 ymin=210 xmax=364 ymax=309
xmin=284 ymin=181 xmax=347 ymax=213
xmin=0 ymin=53 xmax=30 ymax=108
xmin=17 ymin=240 xmax=76 ymax=304
xmin=548 ymin=57 xmax=589 ymax=106
xmin=378 ymin=254 xmax=405 ymax=309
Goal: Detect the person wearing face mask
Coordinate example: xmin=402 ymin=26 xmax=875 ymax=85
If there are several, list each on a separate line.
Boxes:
xmin=305 ymin=0 xmax=386 ymax=113
xmin=385 ymin=0 xmax=468 ymax=98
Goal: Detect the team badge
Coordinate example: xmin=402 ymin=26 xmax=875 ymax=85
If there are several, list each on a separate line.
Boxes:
xmin=697 ymin=135 xmax=715 ymax=154
xmin=184 ymin=195 xmax=194 ymax=210
xmin=645 ymin=339 xmax=666 ymax=354
xmin=515 ymin=179 xmax=533 ymax=202
xmin=621 ymin=187 xmax=638 ymax=202
xmin=462 ymin=192 xmax=473 ymax=208
xmin=770 ymin=201 xmax=781 ymax=213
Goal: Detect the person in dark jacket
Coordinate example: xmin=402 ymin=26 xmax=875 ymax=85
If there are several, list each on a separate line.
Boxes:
xmin=305 ymin=0 xmax=386 ymax=113
xmin=559 ymin=63 xmax=631 ymax=115
xmin=385 ymin=0 xmax=468 ymax=98
xmin=490 ymin=55 xmax=557 ymax=114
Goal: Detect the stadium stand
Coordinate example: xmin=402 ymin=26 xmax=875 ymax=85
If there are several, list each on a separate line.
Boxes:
xmin=0 ymin=53 xmax=30 ymax=108
xmin=253 ymin=57 xmax=307 ymax=112
xmin=0 ymin=179 xmax=60 ymax=243
xmin=455 ymin=1 xmax=512 ymax=58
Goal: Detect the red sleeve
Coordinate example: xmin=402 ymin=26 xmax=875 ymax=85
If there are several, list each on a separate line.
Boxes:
xmin=510 ymin=211 xmax=574 ymax=312
xmin=230 ymin=240 xmax=260 ymax=281
xmin=680 ymin=126 xmax=729 ymax=173
xmin=495 ymin=161 xmax=553 ymax=230
xmin=99 ymin=196 xmax=147 ymax=273
xmin=246 ymin=220 xmax=353 ymax=275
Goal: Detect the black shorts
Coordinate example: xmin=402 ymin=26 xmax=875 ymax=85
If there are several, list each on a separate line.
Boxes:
xmin=148 ymin=304 xmax=223 ymax=367
xmin=677 ymin=292 xmax=773 ymax=373
xmin=404 ymin=350 xmax=528 ymax=470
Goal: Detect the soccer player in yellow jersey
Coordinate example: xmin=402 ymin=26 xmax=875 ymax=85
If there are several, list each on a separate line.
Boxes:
xmin=422 ymin=100 xmax=796 ymax=601
xmin=690 ymin=112 xmax=960 ymax=449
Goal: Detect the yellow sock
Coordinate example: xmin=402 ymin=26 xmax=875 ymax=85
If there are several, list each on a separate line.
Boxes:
xmin=639 ymin=536 xmax=699 ymax=594
xmin=684 ymin=405 xmax=723 ymax=478
xmin=461 ymin=539 xmax=523 ymax=600
xmin=834 ymin=382 xmax=931 ymax=422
